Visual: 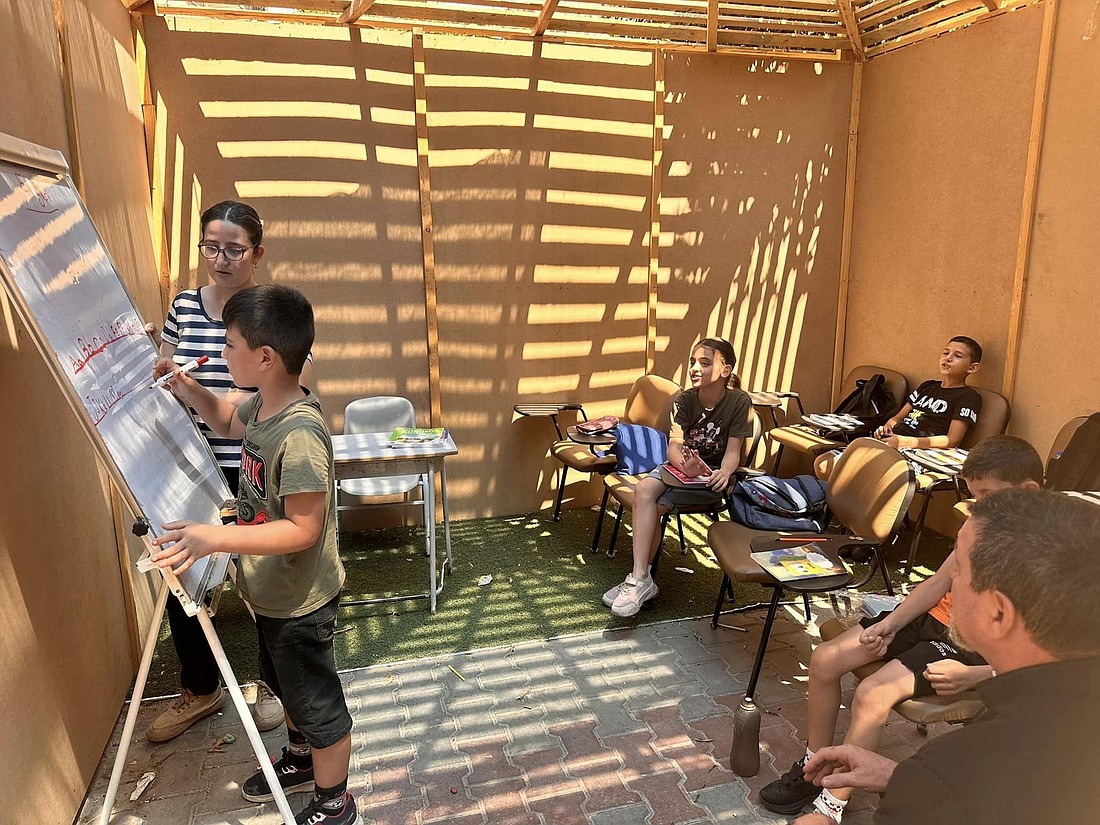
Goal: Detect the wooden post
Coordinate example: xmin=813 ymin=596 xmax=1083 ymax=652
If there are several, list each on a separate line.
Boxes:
xmin=1002 ymin=0 xmax=1057 ymax=400
xmin=646 ymin=51 xmax=665 ymax=373
xmin=52 ymin=0 xmax=84 ymax=194
xmin=831 ymin=61 xmax=862 ymax=406
xmin=412 ymin=33 xmax=443 ymax=426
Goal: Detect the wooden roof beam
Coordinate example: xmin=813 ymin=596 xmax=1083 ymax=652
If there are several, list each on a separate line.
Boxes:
xmin=835 ymin=0 xmax=864 ymax=59
xmin=707 ymin=0 xmax=719 ymax=50
xmin=981 ymin=0 xmax=1000 ymax=10
xmin=532 ymin=0 xmax=561 ymax=35
xmin=336 ymin=0 xmax=378 ymax=25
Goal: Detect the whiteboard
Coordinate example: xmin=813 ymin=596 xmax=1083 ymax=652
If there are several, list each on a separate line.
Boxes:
xmin=0 ymin=142 xmax=230 ymax=608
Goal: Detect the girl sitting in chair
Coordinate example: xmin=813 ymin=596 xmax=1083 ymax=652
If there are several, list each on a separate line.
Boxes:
xmin=605 ymin=337 xmax=754 ymax=617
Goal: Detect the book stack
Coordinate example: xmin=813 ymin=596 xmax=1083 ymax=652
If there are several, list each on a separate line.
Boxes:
xmin=387 ymin=427 xmax=447 ymax=447
xmin=576 ymin=415 xmax=619 ymax=435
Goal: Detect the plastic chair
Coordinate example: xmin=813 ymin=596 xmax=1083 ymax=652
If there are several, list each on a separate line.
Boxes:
xmin=540 ymin=374 xmax=681 ymax=520
xmin=337 ymin=396 xmax=424 ymax=520
xmin=764 ymin=365 xmax=909 ymax=473
xmin=595 ymin=406 xmax=766 ymax=562
xmin=904 ymin=386 xmax=1010 ymax=572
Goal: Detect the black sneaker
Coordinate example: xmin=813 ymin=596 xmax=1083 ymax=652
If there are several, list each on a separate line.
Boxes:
xmin=241 ymin=747 xmax=315 ymax=802
xmin=295 ymin=792 xmax=360 ymax=824
xmin=758 ymin=758 xmax=821 ymax=814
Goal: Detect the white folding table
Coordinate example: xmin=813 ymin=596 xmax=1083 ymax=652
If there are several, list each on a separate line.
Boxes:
xmin=332 ymin=431 xmax=457 ymax=613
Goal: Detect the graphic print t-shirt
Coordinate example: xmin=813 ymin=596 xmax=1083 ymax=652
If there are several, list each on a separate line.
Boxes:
xmin=896 ymin=381 xmax=981 ymax=438
xmin=234 ymin=391 xmax=344 ymax=619
xmin=669 ymin=387 xmax=753 ymax=470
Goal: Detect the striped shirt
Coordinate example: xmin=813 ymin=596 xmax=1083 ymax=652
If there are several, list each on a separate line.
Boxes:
xmin=162 ymin=288 xmax=243 ymax=468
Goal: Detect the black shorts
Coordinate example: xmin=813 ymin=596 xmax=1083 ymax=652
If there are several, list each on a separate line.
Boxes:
xmin=255 ymin=595 xmax=352 ymax=749
xmin=859 ymin=611 xmax=986 ymax=697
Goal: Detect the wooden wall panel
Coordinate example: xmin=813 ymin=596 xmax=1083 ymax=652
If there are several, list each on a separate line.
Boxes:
xmin=1012 ymin=0 xmax=1100 ymax=455
xmin=0 ymin=1 xmax=150 ymax=822
xmin=143 ymin=19 xmax=431 ymax=442
xmin=843 ymin=7 xmax=1042 ymax=397
xmin=425 ymin=38 xmax=654 ymax=517
xmin=659 ymin=53 xmax=853 ymax=415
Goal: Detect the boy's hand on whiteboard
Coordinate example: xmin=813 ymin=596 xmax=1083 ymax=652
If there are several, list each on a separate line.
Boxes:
xmin=153 ymin=357 xmax=199 ymax=398
xmin=144 ymin=322 xmax=163 ymax=348
xmin=150 ymin=520 xmax=224 ymax=574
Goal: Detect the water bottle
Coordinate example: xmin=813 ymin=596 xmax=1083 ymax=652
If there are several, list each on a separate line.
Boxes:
xmin=729 ymin=695 xmax=761 ymax=776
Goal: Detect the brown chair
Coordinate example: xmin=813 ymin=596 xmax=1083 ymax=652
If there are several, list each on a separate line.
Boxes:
xmin=544 ymin=374 xmax=681 ymax=520
xmin=818 ymin=618 xmax=985 ymax=733
xmin=1046 ymin=415 xmax=1088 ymax=477
xmin=709 ymin=438 xmax=915 ymax=776
xmin=594 ymin=406 xmax=766 ymax=560
xmin=904 ymin=386 xmax=1010 ymax=572
xmin=708 ymin=437 xmax=916 ymax=627
xmin=765 ymin=365 xmax=910 ymax=473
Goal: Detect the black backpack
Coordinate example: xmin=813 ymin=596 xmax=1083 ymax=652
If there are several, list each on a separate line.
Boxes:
xmin=829 ymin=373 xmax=896 ymax=438
xmin=1046 ymin=412 xmax=1100 ymax=491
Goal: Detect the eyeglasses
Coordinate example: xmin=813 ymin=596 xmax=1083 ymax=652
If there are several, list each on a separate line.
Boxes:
xmin=197 ymin=242 xmax=257 ymax=262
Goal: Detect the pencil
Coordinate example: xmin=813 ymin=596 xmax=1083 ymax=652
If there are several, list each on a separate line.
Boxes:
xmin=448 ymin=665 xmax=466 ymax=681
xmin=779 ymin=537 xmax=827 ymax=542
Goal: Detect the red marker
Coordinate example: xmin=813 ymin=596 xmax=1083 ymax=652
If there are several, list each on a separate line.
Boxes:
xmin=149 ymin=355 xmax=208 ymax=389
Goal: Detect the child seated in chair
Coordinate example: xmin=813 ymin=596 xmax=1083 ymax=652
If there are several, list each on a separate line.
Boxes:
xmin=603 ymin=338 xmax=754 ymax=618
xmin=759 ymin=435 xmax=1043 ymax=823
xmin=815 ymin=336 xmax=983 ymax=479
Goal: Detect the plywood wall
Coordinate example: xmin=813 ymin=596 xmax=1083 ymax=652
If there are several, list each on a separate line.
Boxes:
xmin=0 ymin=1 xmax=157 ymax=822
xmin=843 ymin=7 xmax=1043 ymax=399
xmin=1011 ymin=0 xmax=1100 ymax=454
xmin=144 ymin=26 xmax=854 ymax=516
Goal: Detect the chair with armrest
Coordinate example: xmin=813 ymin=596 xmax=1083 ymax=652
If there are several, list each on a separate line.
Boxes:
xmin=532 ymin=374 xmax=681 ymax=521
xmin=764 ymin=366 xmax=910 ymax=474
xmin=904 ymin=386 xmax=1010 ymax=573
xmin=337 ymin=396 xmax=424 ymax=524
xmin=596 ymin=406 xmax=766 ymax=562
xmin=708 ymin=437 xmax=915 ymax=775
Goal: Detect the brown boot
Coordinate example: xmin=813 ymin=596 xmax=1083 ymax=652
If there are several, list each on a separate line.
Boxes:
xmin=146 ymin=687 xmax=225 ymax=743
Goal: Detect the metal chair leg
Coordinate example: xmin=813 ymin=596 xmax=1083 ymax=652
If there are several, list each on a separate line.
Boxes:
xmin=607 ymin=504 xmax=624 ymax=557
xmin=676 ymin=512 xmax=688 ymax=554
xmin=905 ymin=489 xmax=932 ymax=573
xmin=552 ymin=465 xmax=568 ymax=521
xmin=730 ymin=586 xmax=785 ymax=777
xmin=802 ymin=592 xmax=812 ymax=622
xmin=591 ymin=486 xmax=610 ymax=552
xmin=771 ymin=444 xmax=785 ymax=475
xmin=711 ymin=574 xmax=733 ymax=627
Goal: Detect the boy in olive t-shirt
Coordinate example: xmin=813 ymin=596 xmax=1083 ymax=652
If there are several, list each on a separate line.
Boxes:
xmin=151 ymin=284 xmax=358 ymax=825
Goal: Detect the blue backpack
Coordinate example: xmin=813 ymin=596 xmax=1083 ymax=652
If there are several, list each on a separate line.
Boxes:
xmin=605 ymin=423 xmax=668 ymax=475
xmin=729 ymin=474 xmax=828 ymax=532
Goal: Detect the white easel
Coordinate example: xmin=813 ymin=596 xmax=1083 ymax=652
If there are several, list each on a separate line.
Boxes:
xmin=97 ymin=560 xmax=297 ymax=825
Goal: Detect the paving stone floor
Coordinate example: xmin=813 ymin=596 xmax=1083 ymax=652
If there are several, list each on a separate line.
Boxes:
xmin=78 ymin=602 xmax=946 ymax=825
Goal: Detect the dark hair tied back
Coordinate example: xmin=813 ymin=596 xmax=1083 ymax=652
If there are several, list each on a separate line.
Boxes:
xmin=695 ymin=337 xmax=741 ymax=389
xmin=201 ymin=200 xmax=264 ymax=247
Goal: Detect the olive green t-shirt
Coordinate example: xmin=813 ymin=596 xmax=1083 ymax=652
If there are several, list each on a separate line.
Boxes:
xmin=234 ymin=391 xmax=343 ymax=619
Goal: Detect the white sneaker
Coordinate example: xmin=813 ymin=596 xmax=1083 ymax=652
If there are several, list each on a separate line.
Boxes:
xmin=251 ymin=680 xmax=284 ymax=732
xmin=610 ymin=574 xmax=659 ymax=617
xmin=602 ymin=580 xmax=627 ymax=607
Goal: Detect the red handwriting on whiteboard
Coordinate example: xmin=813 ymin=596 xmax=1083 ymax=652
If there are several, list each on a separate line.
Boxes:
xmin=86 ymin=386 xmax=134 ymax=425
xmin=18 ymin=175 xmax=59 ymax=215
xmin=69 ymin=316 xmax=146 ymax=374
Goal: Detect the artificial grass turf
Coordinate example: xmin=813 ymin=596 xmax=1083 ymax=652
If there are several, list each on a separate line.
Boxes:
xmin=142 ymin=507 xmax=949 ymax=697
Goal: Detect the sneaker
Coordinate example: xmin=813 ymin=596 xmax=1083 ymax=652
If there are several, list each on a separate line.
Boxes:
xmin=241 ymin=747 xmax=315 ymax=802
xmin=758 ymin=758 xmax=821 ymax=814
xmin=252 ymin=681 xmax=284 ymax=732
xmin=145 ymin=686 xmax=225 ymax=743
xmin=602 ymin=580 xmax=626 ymax=607
xmin=610 ymin=574 xmax=659 ymax=617
xmin=295 ymin=792 xmax=360 ymax=824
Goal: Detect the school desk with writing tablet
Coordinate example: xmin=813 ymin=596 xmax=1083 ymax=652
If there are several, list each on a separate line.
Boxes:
xmin=0 ymin=132 xmax=298 ymax=825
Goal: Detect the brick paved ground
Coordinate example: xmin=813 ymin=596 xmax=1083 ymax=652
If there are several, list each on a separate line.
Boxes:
xmin=79 ymin=603 xmax=945 ymax=825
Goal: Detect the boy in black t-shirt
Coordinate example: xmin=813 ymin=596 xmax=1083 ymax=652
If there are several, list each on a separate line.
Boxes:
xmin=815 ymin=337 xmax=983 ymax=479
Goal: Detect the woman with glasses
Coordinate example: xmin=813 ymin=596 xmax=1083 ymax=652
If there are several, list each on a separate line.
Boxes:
xmin=143 ymin=200 xmax=312 ymax=743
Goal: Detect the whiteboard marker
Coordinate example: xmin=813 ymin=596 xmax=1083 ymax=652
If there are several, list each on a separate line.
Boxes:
xmin=149 ymin=355 xmax=208 ymax=389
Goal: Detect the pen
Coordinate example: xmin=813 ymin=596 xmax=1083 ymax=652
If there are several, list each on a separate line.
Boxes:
xmin=779 ymin=537 xmax=827 ymax=542
xmin=149 ymin=355 xmax=208 ymax=389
